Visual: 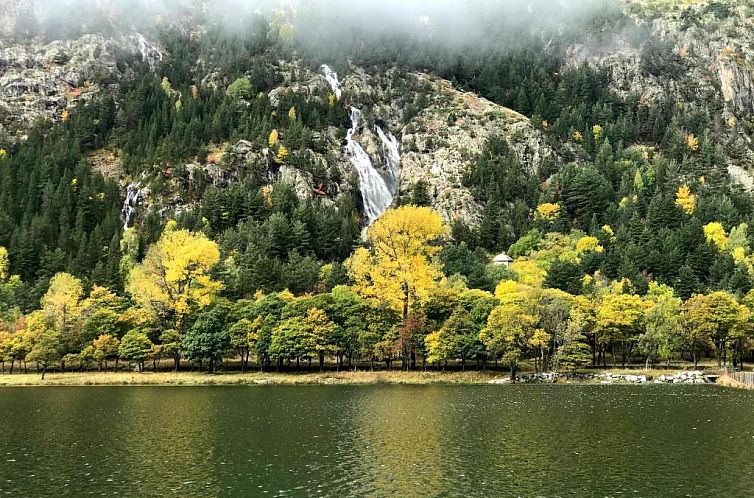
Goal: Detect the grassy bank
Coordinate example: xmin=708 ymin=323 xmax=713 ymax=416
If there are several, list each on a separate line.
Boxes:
xmin=0 ymin=370 xmax=504 ymax=387
xmin=0 ymin=368 xmax=724 ymax=387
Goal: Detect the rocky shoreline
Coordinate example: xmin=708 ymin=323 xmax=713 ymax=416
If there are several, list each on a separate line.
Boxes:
xmin=488 ymin=371 xmax=713 ymax=385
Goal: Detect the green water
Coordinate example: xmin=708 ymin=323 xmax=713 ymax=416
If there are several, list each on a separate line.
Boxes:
xmin=0 ymin=385 xmax=752 ymax=497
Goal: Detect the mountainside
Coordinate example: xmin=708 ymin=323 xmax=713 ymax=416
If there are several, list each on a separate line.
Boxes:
xmin=4 ymin=0 xmax=754 ymax=391
xmin=1 ymin=0 xmax=754 ymax=303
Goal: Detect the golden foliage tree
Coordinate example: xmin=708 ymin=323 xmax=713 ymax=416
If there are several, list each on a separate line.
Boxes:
xmin=683 ymin=291 xmax=750 ymax=368
xmin=126 ymin=226 xmax=222 ymax=333
xmin=685 ymin=133 xmax=699 ymax=152
xmin=274 ymin=144 xmax=289 ymax=164
xmin=674 ymin=185 xmax=696 ymax=215
xmin=576 ymin=236 xmax=604 ymax=254
xmin=595 ymin=293 xmax=651 ymax=367
xmin=703 ymin=222 xmax=728 ymax=252
xmin=535 ymin=203 xmax=560 ymax=222
xmin=481 ymin=285 xmax=545 ymax=380
xmin=268 ymin=129 xmax=279 ymax=147
xmin=41 ymin=273 xmax=83 ymax=345
xmin=346 ymin=206 xmax=447 ymax=319
xmin=0 ymin=246 xmax=8 ymax=280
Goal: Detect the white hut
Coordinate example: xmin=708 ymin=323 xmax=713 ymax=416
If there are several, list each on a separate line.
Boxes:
xmin=492 ymin=252 xmax=513 ymax=268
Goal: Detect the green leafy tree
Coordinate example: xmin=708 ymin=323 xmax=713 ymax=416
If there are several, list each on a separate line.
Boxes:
xmin=640 ymin=283 xmax=682 ymax=368
xmin=92 ymin=334 xmax=120 ymax=371
xmin=118 ymin=330 xmax=154 ymax=372
xmin=683 ymin=291 xmax=749 ymax=368
xmin=181 ymin=306 xmax=232 ymax=373
xmin=26 ymin=328 xmax=63 ymax=380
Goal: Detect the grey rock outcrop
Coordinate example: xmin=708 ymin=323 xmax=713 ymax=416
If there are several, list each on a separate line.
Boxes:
xmin=0 ymin=32 xmax=160 ymax=141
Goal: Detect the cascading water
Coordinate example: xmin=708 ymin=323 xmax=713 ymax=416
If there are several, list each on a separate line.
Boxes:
xmin=321 ymin=65 xmax=398 ymax=224
xmin=121 ymin=183 xmax=142 ymax=229
xmin=321 ymin=64 xmax=342 ymax=99
xmin=345 ymin=107 xmax=393 ymax=224
xmin=134 ymin=33 xmax=163 ymax=66
xmin=374 ymin=125 xmax=401 ymax=196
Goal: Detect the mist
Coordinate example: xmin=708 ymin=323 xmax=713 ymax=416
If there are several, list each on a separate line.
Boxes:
xmin=3 ymin=0 xmax=622 ymax=52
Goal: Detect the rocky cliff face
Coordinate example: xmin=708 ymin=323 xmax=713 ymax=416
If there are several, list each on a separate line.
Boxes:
xmin=394 ymin=74 xmax=556 ymax=225
xmin=568 ymin=0 xmax=754 ymax=183
xmin=231 ymin=61 xmax=559 ymax=225
xmin=0 ymin=32 xmax=161 ymax=141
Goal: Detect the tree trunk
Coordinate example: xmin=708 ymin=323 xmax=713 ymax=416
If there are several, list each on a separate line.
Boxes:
xmin=402 ymin=281 xmax=410 ymax=320
xmin=319 ymin=352 xmax=324 ymax=372
xmin=9 ymin=359 xmax=14 ymax=374
xmin=174 ymin=354 xmax=180 ymax=372
xmin=41 ymin=364 xmax=46 ymax=380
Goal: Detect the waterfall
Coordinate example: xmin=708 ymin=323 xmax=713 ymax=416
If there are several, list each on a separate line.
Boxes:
xmin=374 ymin=125 xmax=401 ymax=196
xmin=321 ymin=64 xmax=342 ymax=99
xmin=345 ymin=107 xmax=393 ymax=224
xmin=134 ymin=33 xmax=163 ymax=66
xmin=121 ymin=183 xmax=142 ymax=229
xmin=320 ymin=65 xmax=395 ymax=224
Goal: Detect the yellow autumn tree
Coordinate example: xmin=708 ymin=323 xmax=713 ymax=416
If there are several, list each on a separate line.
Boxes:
xmin=576 ymin=236 xmax=604 ymax=254
xmin=0 ymin=246 xmax=9 ymax=280
xmin=592 ymin=124 xmax=604 ymax=143
xmin=675 ymin=185 xmax=696 ymax=214
xmin=126 ymin=225 xmax=222 ymax=333
xmin=481 ymin=284 xmax=544 ymax=380
xmin=274 ymin=144 xmax=289 ymax=164
xmin=686 ymin=133 xmax=699 ymax=152
xmin=346 ymin=206 xmax=447 ymax=318
xmin=535 ymin=203 xmax=560 ymax=222
xmin=595 ymin=293 xmax=651 ymax=367
xmin=703 ymin=222 xmax=729 ymax=252
xmin=268 ymin=129 xmax=279 ymax=147
xmin=509 ymin=260 xmax=546 ymax=288
xmin=41 ymin=272 xmax=83 ymax=337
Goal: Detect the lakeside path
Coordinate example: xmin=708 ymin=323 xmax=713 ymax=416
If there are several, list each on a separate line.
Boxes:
xmin=0 ymin=369 xmax=727 ymax=387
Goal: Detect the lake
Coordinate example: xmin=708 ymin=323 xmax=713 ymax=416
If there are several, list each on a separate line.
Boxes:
xmin=0 ymin=385 xmax=752 ymax=497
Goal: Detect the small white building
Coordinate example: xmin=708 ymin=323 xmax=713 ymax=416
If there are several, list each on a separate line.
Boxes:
xmin=492 ymin=252 xmax=513 ymax=268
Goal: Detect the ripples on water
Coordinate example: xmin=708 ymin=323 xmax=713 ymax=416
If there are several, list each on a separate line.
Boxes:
xmin=0 ymin=385 xmax=752 ymax=497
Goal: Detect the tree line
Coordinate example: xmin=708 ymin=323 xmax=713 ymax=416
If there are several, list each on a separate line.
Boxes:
xmin=1 ymin=206 xmax=752 ymax=379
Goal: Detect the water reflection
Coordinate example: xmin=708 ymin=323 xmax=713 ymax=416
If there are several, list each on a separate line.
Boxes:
xmin=0 ymin=385 xmax=753 ymax=497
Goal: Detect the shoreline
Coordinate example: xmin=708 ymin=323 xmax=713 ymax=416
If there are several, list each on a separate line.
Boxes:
xmin=0 ymin=369 xmax=731 ymax=387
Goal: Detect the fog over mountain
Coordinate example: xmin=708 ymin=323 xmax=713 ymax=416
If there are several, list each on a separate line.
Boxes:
xmin=2 ymin=0 xmax=620 ymax=49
